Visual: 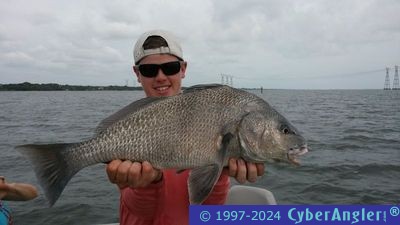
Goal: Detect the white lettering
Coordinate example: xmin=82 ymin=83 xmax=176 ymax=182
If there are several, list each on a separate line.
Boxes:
xmin=288 ymin=208 xmax=302 ymax=224
xmin=332 ymin=208 xmax=342 ymax=221
xmin=351 ymin=211 xmax=360 ymax=224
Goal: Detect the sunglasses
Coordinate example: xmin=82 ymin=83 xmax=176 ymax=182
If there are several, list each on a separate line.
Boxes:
xmin=137 ymin=61 xmax=182 ymax=78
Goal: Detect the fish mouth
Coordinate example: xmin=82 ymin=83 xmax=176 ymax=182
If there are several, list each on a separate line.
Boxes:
xmin=287 ymin=145 xmax=308 ymax=165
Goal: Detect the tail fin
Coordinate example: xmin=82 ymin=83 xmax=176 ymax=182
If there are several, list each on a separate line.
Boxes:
xmin=16 ymin=143 xmax=83 ymax=206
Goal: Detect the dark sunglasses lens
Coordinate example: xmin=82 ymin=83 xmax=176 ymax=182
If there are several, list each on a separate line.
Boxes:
xmin=139 ymin=61 xmax=181 ymax=77
xmin=161 ymin=62 xmax=181 ymax=75
xmin=139 ymin=64 xmax=159 ymax=77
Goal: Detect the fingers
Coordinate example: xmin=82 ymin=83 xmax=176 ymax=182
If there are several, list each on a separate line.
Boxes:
xmin=228 ymin=158 xmax=237 ymax=177
xmin=228 ymin=158 xmax=265 ymax=184
xmin=105 ymin=160 xmax=162 ymax=189
xmin=106 ymin=160 xmax=122 ymax=184
xmin=236 ymin=159 xmax=247 ymax=184
xmin=246 ymin=162 xmax=258 ymax=183
xmin=116 ymin=160 xmax=135 ymax=185
xmin=256 ymin=163 xmax=265 ymax=177
xmin=136 ymin=162 xmax=163 ymax=188
xmin=106 ymin=159 xmax=131 ymax=189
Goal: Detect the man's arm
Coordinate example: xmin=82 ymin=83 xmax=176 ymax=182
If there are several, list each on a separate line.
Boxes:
xmin=0 ymin=176 xmax=38 ymax=201
xmin=106 ymin=161 xmax=163 ymax=224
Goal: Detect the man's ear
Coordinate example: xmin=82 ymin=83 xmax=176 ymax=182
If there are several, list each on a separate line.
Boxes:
xmin=133 ymin=66 xmax=141 ymax=83
xmin=181 ymin=62 xmax=187 ymax=79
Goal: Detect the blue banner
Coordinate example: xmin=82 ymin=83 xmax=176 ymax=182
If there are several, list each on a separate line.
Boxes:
xmin=190 ymin=205 xmax=400 ymax=225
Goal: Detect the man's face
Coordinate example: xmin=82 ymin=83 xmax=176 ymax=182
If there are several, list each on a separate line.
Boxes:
xmin=134 ymin=54 xmax=186 ymax=97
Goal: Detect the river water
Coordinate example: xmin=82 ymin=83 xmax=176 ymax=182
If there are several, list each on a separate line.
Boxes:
xmin=0 ymin=89 xmax=399 ymax=224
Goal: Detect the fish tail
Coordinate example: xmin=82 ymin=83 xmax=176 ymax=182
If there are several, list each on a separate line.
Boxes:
xmin=16 ymin=143 xmax=82 ymax=206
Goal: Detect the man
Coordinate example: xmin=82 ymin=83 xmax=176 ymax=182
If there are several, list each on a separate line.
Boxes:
xmin=106 ymin=30 xmax=265 ymax=225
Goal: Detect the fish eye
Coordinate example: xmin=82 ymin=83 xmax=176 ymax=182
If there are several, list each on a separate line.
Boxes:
xmin=281 ymin=125 xmax=295 ymax=135
xmin=283 ymin=128 xmax=289 ymax=134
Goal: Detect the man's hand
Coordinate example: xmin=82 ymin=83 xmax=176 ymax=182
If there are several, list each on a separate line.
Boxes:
xmin=106 ymin=160 xmax=162 ymax=189
xmin=106 ymin=158 xmax=264 ymax=189
xmin=225 ymin=158 xmax=265 ymax=184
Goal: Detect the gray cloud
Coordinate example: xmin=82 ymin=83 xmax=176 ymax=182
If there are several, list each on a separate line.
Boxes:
xmin=0 ymin=0 xmax=399 ymax=88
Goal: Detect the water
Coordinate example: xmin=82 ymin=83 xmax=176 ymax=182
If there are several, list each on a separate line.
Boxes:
xmin=0 ymin=89 xmax=399 ymax=224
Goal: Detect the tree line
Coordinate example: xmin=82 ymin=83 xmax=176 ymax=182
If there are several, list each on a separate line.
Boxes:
xmin=0 ymin=82 xmax=143 ymax=91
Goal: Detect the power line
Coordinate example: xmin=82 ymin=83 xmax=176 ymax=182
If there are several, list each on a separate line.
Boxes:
xmin=384 ymin=67 xmax=391 ymax=90
xmin=222 ymin=67 xmax=389 ymax=82
xmin=220 ymin=74 xmax=233 ymax=86
xmin=219 ymin=66 xmax=400 ymax=89
xmin=393 ymin=65 xmax=399 ymax=90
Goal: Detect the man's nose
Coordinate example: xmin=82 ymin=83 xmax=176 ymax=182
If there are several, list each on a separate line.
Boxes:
xmin=154 ymin=68 xmax=167 ymax=80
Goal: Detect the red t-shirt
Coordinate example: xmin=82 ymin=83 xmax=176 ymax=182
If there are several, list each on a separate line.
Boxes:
xmin=119 ymin=169 xmax=230 ymax=225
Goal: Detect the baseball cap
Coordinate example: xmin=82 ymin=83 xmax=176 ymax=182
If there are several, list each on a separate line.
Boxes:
xmin=133 ymin=30 xmax=183 ymax=64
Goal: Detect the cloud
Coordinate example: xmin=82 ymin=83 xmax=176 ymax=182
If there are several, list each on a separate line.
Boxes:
xmin=0 ymin=51 xmax=35 ymax=67
xmin=0 ymin=0 xmax=399 ymax=88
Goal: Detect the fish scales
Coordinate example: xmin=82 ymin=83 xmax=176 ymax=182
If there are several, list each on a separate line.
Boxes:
xmin=78 ymin=86 xmax=255 ymax=168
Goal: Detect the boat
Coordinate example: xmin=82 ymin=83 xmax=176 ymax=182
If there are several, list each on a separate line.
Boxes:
xmin=226 ymin=185 xmax=276 ymax=205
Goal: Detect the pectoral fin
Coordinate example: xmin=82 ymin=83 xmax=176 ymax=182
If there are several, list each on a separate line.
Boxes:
xmin=188 ymin=164 xmax=221 ymax=204
xmin=188 ymin=133 xmax=232 ymax=204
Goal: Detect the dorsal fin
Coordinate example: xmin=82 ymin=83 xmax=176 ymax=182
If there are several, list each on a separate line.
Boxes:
xmin=95 ymin=96 xmax=167 ymax=135
xmin=183 ymin=84 xmax=225 ymax=94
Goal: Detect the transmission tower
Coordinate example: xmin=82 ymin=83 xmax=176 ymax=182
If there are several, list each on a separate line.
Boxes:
xmin=220 ymin=74 xmax=233 ymax=86
xmin=384 ymin=67 xmax=391 ymax=90
xmin=393 ymin=65 xmax=399 ymax=90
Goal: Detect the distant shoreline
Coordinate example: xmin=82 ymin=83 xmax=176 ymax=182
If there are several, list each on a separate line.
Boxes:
xmin=0 ymin=82 xmax=258 ymax=91
xmin=0 ymin=82 xmax=388 ymax=91
xmin=0 ymin=82 xmax=143 ymax=91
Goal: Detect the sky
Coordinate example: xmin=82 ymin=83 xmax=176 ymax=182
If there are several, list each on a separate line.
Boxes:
xmin=0 ymin=0 xmax=399 ymax=89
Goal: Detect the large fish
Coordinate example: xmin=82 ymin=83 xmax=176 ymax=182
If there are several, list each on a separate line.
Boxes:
xmin=16 ymin=84 xmax=308 ymax=206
